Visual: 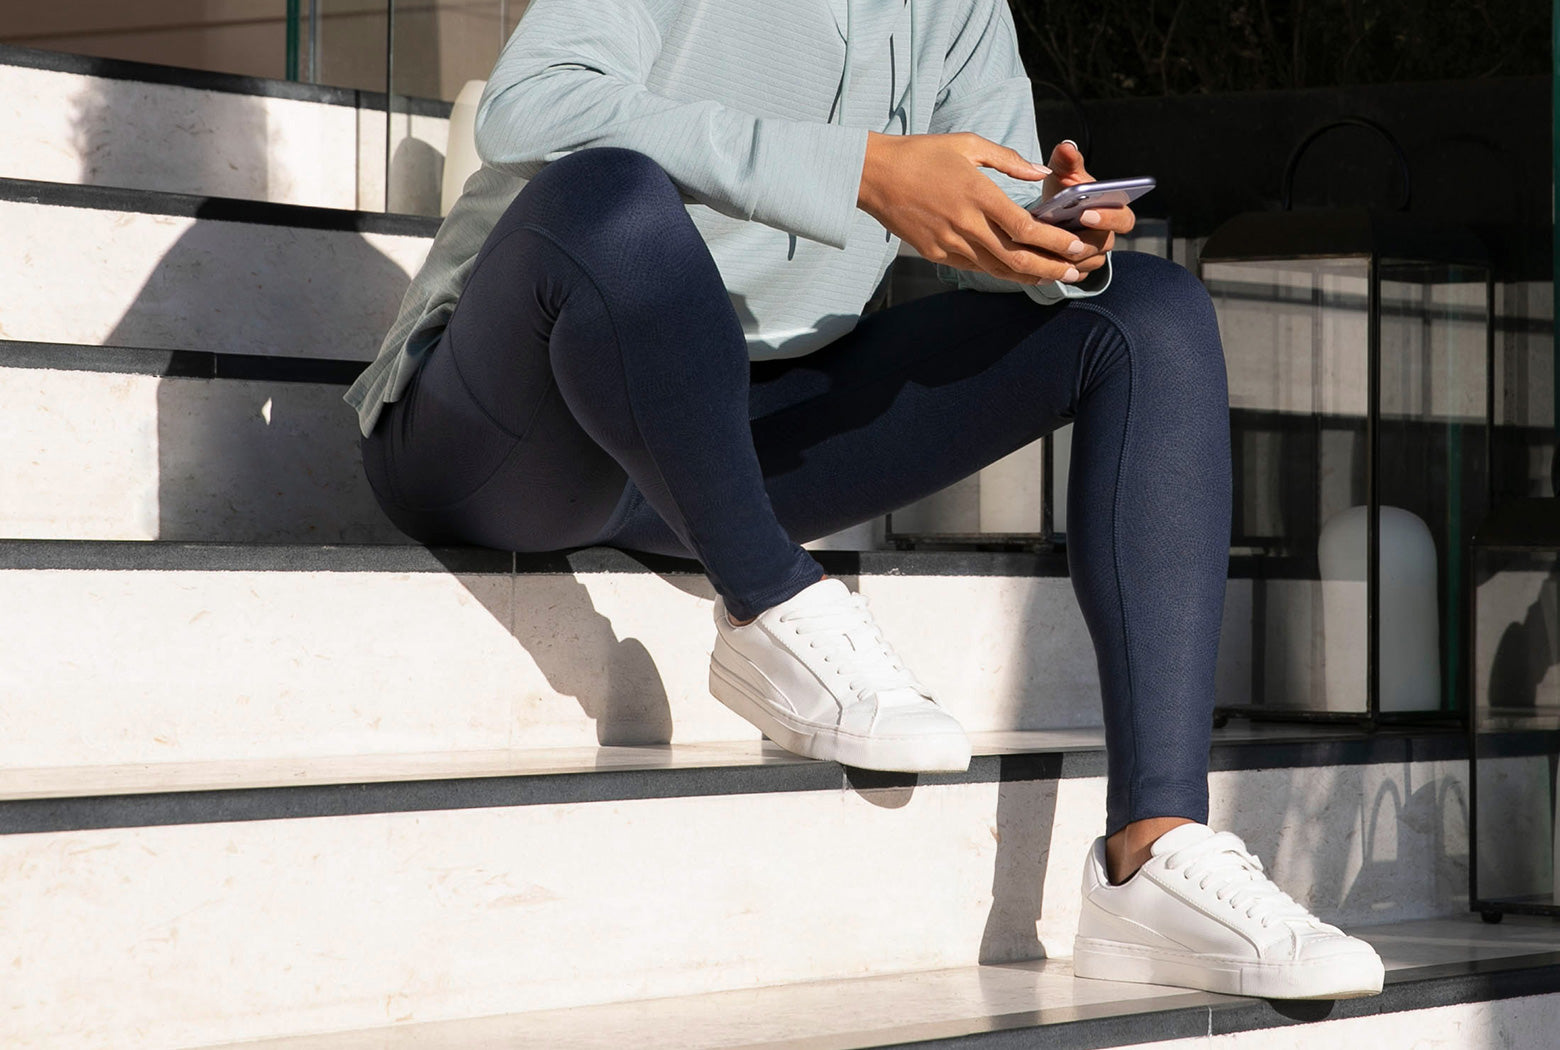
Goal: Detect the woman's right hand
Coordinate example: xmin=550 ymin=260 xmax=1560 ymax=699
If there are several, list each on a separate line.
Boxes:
xmin=856 ymin=130 xmax=1093 ymax=286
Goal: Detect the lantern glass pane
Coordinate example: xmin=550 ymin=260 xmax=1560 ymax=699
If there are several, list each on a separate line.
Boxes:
xmin=1472 ymin=547 xmax=1560 ymax=910
xmin=1377 ymin=261 xmax=1491 ymax=712
xmin=1117 ymin=218 xmax=1171 ymax=259
xmin=1204 ymin=255 xmax=1371 ymax=714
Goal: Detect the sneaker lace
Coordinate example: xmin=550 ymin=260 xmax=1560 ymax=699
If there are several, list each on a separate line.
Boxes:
xmin=778 ymin=593 xmax=929 ymax=700
xmin=1162 ymin=832 xmax=1320 ymax=929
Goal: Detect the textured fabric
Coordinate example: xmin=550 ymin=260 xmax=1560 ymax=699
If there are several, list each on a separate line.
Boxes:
xmin=345 ymin=0 xmax=1111 ymax=437
xmin=361 ymin=148 xmax=1230 ymax=829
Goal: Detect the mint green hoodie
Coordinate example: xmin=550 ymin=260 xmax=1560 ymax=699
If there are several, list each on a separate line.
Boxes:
xmin=346 ymin=0 xmax=1110 ymax=436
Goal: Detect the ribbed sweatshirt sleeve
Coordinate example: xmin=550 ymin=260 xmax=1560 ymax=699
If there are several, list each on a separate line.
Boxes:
xmin=473 ymin=0 xmax=869 ymax=250
xmin=926 ymin=0 xmax=1110 ymax=304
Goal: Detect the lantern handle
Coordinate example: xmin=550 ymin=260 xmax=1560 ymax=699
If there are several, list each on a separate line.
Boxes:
xmin=1032 ymin=79 xmax=1092 ymax=159
xmin=1281 ymin=116 xmax=1412 ymax=212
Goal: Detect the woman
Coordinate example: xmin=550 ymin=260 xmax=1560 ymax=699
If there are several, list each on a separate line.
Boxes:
xmin=346 ymin=0 xmax=1384 ymax=1001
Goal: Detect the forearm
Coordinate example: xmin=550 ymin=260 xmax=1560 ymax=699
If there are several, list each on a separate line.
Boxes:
xmin=474 ymin=0 xmax=868 ymax=248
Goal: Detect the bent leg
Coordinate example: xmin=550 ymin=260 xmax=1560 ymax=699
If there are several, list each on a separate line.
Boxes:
xmin=608 ymin=252 xmax=1230 ymax=832
xmin=363 ymin=147 xmax=821 ymax=619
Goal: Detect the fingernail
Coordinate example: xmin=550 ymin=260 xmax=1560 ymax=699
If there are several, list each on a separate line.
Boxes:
xmin=1063 ymin=266 xmax=1081 ymax=282
xmin=1067 ymin=240 xmax=1087 ymax=256
xmin=1030 ymin=161 xmax=1053 ymax=176
xmin=1080 ymin=210 xmax=1101 ymax=226
xmin=1061 ymin=139 xmax=1081 ymax=153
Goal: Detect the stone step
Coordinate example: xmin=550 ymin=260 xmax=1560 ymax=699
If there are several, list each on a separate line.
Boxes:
xmin=0 ymin=43 xmax=451 ymax=213
xmin=0 ymin=343 xmax=402 ymax=544
xmin=1 ymin=730 xmax=1522 ymax=1050
xmin=187 ymin=918 xmax=1560 ymax=1049
xmin=0 ymin=543 xmax=1107 ymax=769
xmin=0 ymin=178 xmax=435 ymax=361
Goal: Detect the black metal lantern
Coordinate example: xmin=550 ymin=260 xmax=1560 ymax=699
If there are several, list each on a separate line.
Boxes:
xmin=1202 ymin=119 xmax=1494 ymax=725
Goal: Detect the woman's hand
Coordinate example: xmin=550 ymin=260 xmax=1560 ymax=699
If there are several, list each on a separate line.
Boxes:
xmin=1041 ymin=140 xmax=1134 ymax=268
xmin=856 ymin=132 xmax=1132 ymax=285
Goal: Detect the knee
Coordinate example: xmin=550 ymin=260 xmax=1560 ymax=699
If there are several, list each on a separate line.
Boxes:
xmin=1098 ymin=252 xmax=1226 ymax=397
xmin=504 ymin=148 xmax=688 ymax=254
xmin=1108 ymin=252 xmax=1218 ymax=336
xmin=539 ymin=147 xmax=676 ymax=202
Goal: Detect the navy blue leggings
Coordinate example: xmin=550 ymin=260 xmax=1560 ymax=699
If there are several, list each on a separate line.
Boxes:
xmin=362 ymin=148 xmax=1231 ymax=833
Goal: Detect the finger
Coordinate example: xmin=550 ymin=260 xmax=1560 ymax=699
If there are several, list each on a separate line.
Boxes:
xmin=1046 ymin=139 xmax=1087 ymax=175
xmin=1073 ymin=244 xmax=1111 ymax=272
xmin=937 ymin=239 xmax=1037 ymax=285
xmin=962 ymin=133 xmax=1052 ymax=183
xmin=973 ymin=244 xmax=1081 ymax=286
xmin=1069 ymin=226 xmax=1114 ymax=265
xmin=963 ymin=223 xmax=1084 ymax=284
xmin=982 ymin=190 xmax=1091 ymax=258
xmin=1077 ymin=206 xmax=1136 ymax=234
xmin=1044 ymin=139 xmax=1093 ymax=195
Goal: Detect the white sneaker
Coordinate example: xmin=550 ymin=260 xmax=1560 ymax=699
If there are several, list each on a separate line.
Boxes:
xmin=709 ymin=578 xmax=971 ymax=772
xmin=1074 ymin=823 xmax=1385 ymax=999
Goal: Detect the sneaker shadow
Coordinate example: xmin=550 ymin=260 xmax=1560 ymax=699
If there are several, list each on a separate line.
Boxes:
xmin=1269 ymin=999 xmax=1339 ymax=1020
xmin=845 ymin=757 xmax=1059 ymax=964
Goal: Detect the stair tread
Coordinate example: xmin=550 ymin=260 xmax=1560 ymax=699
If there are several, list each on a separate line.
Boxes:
xmin=0 ymin=41 xmax=453 ymax=116
xmin=195 ymin=916 xmax=1560 ymax=1050
xmin=0 ymin=173 xmax=441 ymax=236
xmin=0 ymin=538 xmax=1074 ymax=577
xmin=0 ymin=724 xmax=1479 ymax=810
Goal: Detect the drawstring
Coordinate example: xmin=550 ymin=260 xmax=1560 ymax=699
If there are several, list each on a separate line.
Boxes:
xmin=904 ymin=0 xmax=915 ymax=133
xmin=835 ymin=0 xmax=854 ymax=125
xmin=833 ymin=0 xmax=915 ymax=131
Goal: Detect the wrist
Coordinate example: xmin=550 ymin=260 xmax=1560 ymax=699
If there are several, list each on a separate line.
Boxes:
xmin=857 ymin=131 xmax=891 ymax=214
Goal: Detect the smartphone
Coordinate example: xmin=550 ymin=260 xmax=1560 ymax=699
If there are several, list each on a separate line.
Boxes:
xmin=1028 ymin=176 xmax=1156 ymax=229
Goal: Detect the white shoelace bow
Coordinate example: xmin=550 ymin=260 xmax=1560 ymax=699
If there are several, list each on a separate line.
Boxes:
xmin=778 ymin=593 xmax=930 ymax=701
xmin=1162 ymin=832 xmax=1321 ymax=929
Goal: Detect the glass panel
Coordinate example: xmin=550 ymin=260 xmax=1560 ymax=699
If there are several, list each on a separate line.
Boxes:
xmin=390 ymin=0 xmax=524 ymax=102
xmin=0 ymin=1 xmax=291 ymax=79
xmin=1204 ymin=255 xmax=1371 ymax=713
xmin=314 ymin=0 xmax=388 ymax=93
xmin=1378 ymin=260 xmax=1491 ymax=712
xmin=1472 ymin=547 xmax=1560 ymax=909
xmin=380 ymin=1 xmax=531 ymax=215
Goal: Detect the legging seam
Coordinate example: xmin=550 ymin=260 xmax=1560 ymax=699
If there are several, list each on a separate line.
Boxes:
xmin=444 ymin=220 xmax=579 ymax=444
xmin=516 ymin=220 xmax=729 ymax=581
xmin=408 ymin=222 xmax=612 ymax=515
xmin=1068 ymin=298 xmax=1142 ymax=826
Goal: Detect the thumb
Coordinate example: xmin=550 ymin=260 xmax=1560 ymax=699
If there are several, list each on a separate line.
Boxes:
xmin=967 ymin=136 xmax=1053 ymax=182
xmin=1047 ymin=139 xmax=1087 ymax=174
xmin=1044 ymin=139 xmax=1091 ymax=196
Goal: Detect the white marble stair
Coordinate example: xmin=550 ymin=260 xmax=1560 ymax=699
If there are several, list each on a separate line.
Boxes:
xmin=0 ymin=43 xmax=451 ymax=213
xmin=192 ymin=916 xmax=1560 ymax=1050
xmin=0 ymin=544 xmax=1110 ymax=768
xmin=0 ymin=178 xmax=435 ymax=361
xmin=0 ymin=343 xmax=402 ymax=544
xmin=0 ymin=728 xmax=1526 ymax=1050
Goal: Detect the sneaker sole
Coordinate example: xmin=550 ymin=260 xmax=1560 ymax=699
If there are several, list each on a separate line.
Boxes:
xmin=708 ymin=658 xmax=971 ymax=773
xmin=1073 ymin=936 xmax=1385 ymax=1000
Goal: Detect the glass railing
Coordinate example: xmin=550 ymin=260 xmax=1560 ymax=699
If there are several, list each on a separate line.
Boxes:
xmin=0 ymin=2 xmax=524 ymax=214
xmin=281 ymin=0 xmax=523 ymax=100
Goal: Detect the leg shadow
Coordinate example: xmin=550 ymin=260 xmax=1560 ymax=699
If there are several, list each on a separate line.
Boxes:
xmin=980 ymin=763 xmax=1059 ymax=964
xmin=433 ymin=547 xmax=683 ymax=747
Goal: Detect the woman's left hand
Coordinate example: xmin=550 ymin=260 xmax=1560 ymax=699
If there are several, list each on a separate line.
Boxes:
xmin=1041 ymin=140 xmax=1135 ymax=265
